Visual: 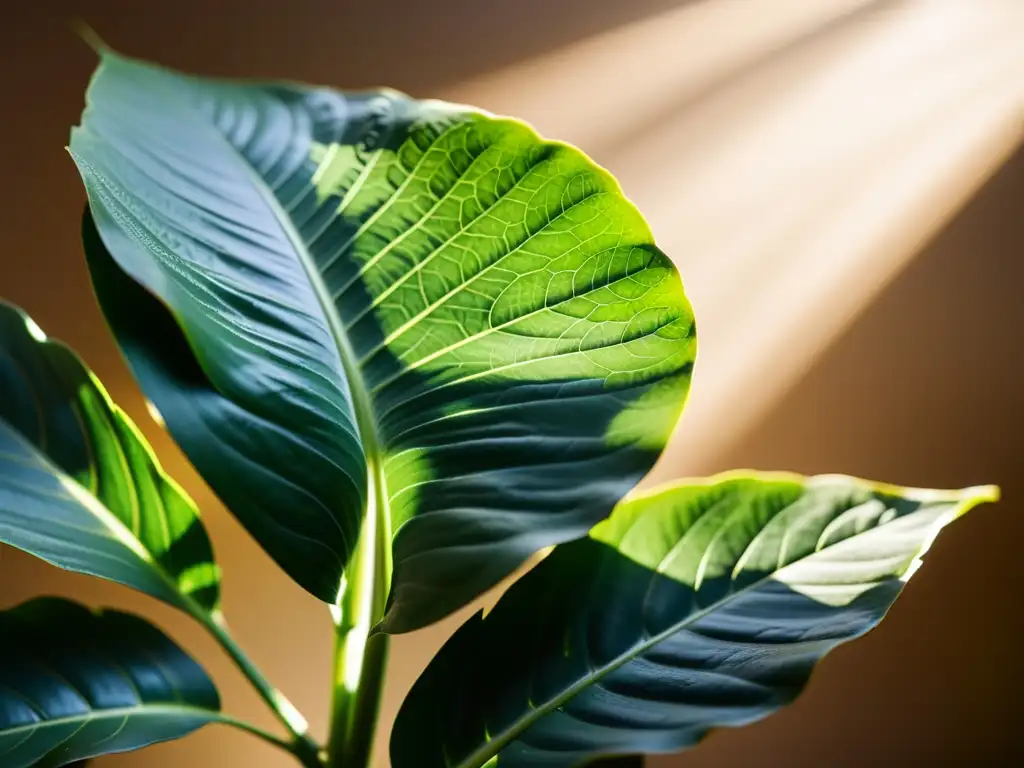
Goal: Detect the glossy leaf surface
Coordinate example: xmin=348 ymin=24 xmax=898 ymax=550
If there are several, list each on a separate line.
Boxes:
xmin=0 ymin=597 xmax=220 ymax=767
xmin=392 ymin=472 xmax=997 ymax=767
xmin=0 ymin=302 xmax=220 ymax=612
xmin=72 ymin=53 xmax=696 ymax=631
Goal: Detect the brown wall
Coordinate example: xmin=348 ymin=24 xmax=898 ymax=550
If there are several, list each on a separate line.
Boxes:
xmin=2 ymin=2 xmax=1022 ymax=766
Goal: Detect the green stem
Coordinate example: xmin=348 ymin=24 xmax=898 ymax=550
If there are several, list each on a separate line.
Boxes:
xmin=326 ymin=474 xmax=392 ymax=768
xmin=217 ymin=714 xmax=299 ymax=754
xmin=202 ymin=610 xmax=323 ymax=767
xmin=327 ymin=628 xmax=390 ymax=768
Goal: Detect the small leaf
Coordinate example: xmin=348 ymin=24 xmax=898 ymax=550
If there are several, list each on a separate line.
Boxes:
xmin=392 ymin=472 xmax=997 ymax=767
xmin=0 ymin=302 xmax=220 ymax=613
xmin=71 ymin=52 xmax=695 ymax=632
xmin=0 ymin=597 xmax=220 ymax=767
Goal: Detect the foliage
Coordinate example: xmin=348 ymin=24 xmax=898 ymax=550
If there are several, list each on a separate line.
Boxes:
xmin=0 ymin=49 xmax=997 ymax=768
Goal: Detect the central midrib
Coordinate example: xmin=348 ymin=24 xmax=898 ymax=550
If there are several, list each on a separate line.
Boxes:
xmin=0 ymin=703 xmax=219 ymax=738
xmin=208 ymin=111 xmax=392 ymax=604
xmin=453 ymin=572 xmax=768 ymax=767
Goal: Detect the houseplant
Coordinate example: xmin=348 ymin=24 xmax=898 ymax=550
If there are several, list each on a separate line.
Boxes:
xmin=0 ymin=48 xmax=998 ymax=768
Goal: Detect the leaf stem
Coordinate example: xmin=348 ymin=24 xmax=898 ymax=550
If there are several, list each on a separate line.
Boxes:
xmin=217 ymin=714 xmax=299 ymax=754
xmin=202 ymin=610 xmax=323 ymax=767
xmin=218 ymin=714 xmax=323 ymax=768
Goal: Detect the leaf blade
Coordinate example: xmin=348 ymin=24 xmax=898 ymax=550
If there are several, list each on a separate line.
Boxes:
xmin=0 ymin=597 xmax=220 ymax=768
xmin=72 ymin=53 xmax=696 ymax=631
xmin=391 ymin=472 xmax=997 ymax=767
xmin=0 ymin=302 xmax=220 ymax=612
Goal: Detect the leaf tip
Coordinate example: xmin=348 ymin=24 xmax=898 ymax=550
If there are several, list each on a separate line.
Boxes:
xmin=900 ymin=484 xmax=999 ymax=585
xmin=953 ymin=484 xmax=1000 ymax=518
xmin=70 ymin=20 xmax=111 ymax=56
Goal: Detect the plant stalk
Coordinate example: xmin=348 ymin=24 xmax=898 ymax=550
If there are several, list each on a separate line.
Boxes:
xmin=327 ymin=627 xmax=390 ymax=768
xmin=326 ymin=475 xmax=392 ymax=768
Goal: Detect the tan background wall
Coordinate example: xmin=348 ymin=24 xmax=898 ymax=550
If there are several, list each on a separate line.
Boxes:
xmin=2 ymin=1 xmax=1022 ymax=765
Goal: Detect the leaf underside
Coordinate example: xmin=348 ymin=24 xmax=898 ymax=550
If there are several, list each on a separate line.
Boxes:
xmin=0 ymin=302 xmax=220 ymax=612
xmin=72 ymin=53 xmax=696 ymax=632
xmin=0 ymin=597 xmax=220 ymax=768
xmin=392 ymin=472 xmax=996 ymax=767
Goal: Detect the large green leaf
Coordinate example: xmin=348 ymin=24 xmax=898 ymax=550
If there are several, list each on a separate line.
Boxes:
xmin=0 ymin=597 xmax=220 ymax=767
xmin=392 ymin=472 xmax=997 ymax=767
xmin=71 ymin=52 xmax=696 ymax=632
xmin=0 ymin=302 xmax=220 ymax=612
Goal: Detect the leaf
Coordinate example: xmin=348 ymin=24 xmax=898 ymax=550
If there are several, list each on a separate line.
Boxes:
xmin=0 ymin=597 xmax=220 ymax=768
xmin=0 ymin=302 xmax=220 ymax=613
xmin=391 ymin=472 xmax=998 ymax=767
xmin=70 ymin=52 xmax=696 ymax=632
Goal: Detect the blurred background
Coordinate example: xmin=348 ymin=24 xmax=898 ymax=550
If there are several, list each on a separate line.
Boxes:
xmin=1 ymin=0 xmax=1022 ymax=765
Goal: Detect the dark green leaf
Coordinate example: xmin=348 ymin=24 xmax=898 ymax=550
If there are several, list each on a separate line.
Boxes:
xmin=0 ymin=302 xmax=220 ymax=612
xmin=0 ymin=597 xmax=220 ymax=767
xmin=71 ymin=53 xmax=696 ymax=632
xmin=392 ymin=472 xmax=997 ymax=767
